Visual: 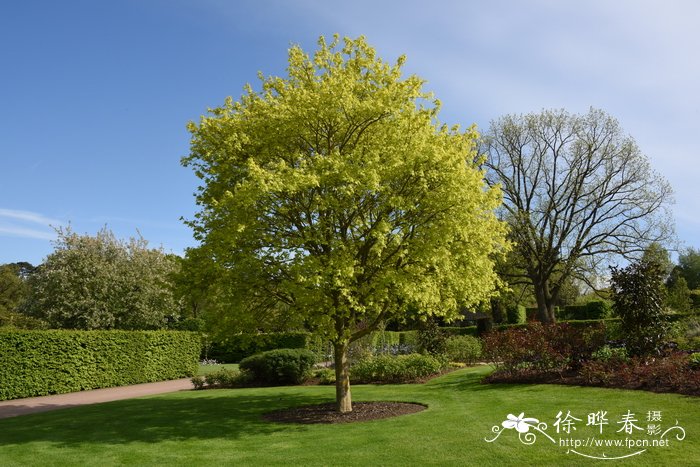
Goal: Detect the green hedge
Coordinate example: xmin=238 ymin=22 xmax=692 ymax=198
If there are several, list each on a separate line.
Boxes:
xmin=0 ymin=330 xmax=201 ymax=401
xmin=208 ymin=331 xmax=320 ymax=363
xmin=440 ymin=326 xmax=478 ymax=337
xmin=562 ymin=301 xmax=612 ymax=320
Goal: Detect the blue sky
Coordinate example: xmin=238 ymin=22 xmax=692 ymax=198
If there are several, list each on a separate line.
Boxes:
xmin=2 ymin=0 xmax=699 ymax=265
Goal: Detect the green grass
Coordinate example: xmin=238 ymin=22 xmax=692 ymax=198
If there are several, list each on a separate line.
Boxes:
xmin=0 ymin=367 xmax=697 ymax=466
xmin=196 ymin=363 xmax=239 ymax=376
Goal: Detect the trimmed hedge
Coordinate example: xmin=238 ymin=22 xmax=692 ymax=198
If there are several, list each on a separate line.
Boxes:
xmin=0 ymin=330 xmax=201 ymax=401
xmin=562 ymin=301 xmax=612 ymax=320
xmin=208 ymin=331 xmax=318 ymax=363
xmin=440 ymin=326 xmax=478 ymax=337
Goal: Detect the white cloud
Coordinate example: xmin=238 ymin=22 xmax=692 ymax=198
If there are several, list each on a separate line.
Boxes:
xmin=0 ymin=208 xmax=64 ymax=227
xmin=0 ymin=208 xmax=64 ymax=241
xmin=0 ymin=226 xmax=56 ymax=241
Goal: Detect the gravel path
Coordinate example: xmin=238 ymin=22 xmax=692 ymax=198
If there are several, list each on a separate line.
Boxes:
xmin=0 ymin=378 xmax=193 ymax=420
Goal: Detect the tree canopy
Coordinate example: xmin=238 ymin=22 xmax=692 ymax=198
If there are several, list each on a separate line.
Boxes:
xmin=483 ymin=108 xmax=674 ymax=322
xmin=23 ymin=227 xmax=180 ymax=330
xmin=182 ymin=35 xmax=507 ymax=412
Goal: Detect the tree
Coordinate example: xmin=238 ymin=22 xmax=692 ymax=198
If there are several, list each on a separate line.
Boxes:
xmin=483 ymin=108 xmax=674 ymax=323
xmin=0 ymin=263 xmax=32 ymax=327
xmin=641 ymin=242 xmax=673 ymax=279
xmin=182 ymin=36 xmax=507 ymax=413
xmin=610 ymin=260 xmax=668 ymax=356
xmin=0 ymin=264 xmax=28 ymax=314
xmin=666 ymin=275 xmax=692 ymax=312
xmin=23 ymin=227 xmax=180 ymax=330
xmin=673 ymin=247 xmax=700 ymax=290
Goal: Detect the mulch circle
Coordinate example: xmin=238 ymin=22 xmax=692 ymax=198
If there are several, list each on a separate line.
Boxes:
xmin=263 ymin=401 xmax=427 ymax=424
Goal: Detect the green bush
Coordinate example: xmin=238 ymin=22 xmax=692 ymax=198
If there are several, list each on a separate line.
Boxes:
xmin=690 ymin=353 xmax=700 ymax=369
xmin=506 ymin=304 xmax=526 ymax=324
xmin=239 ymin=348 xmax=316 ymax=385
xmin=591 ymin=345 xmax=628 ymax=363
xmin=0 ymin=330 xmax=201 ymax=401
xmin=350 ymin=353 xmax=447 ymax=383
xmin=417 ymin=319 xmax=447 ymax=354
xmin=444 ymin=335 xmax=482 ymax=364
xmin=440 ymin=326 xmax=478 ymax=337
xmin=208 ymin=331 xmax=315 ymax=363
xmin=314 ymin=368 xmax=336 ymax=385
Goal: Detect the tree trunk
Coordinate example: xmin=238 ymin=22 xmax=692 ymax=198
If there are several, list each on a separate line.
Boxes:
xmin=534 ymin=279 xmax=556 ymax=323
xmin=333 ymin=341 xmax=352 ymax=413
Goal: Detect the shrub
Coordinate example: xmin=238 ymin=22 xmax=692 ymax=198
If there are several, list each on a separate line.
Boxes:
xmin=0 ymin=330 xmax=201 ymax=400
xmin=580 ymin=353 xmax=700 ymax=396
xmin=690 ymin=353 xmax=700 ymax=369
xmin=350 ymin=353 xmax=446 ymax=383
xmin=506 ymin=304 xmax=526 ymax=324
xmin=444 ymin=335 xmax=482 ymax=364
xmin=482 ymin=322 xmax=606 ymax=376
xmin=239 ymin=348 xmax=316 ymax=385
xmin=314 ymin=368 xmax=336 ymax=385
xmin=591 ymin=345 xmax=628 ymax=363
xmin=208 ymin=331 xmax=315 ymax=363
xmin=417 ymin=319 xmax=447 ymax=355
xmin=610 ymin=260 xmax=669 ymax=356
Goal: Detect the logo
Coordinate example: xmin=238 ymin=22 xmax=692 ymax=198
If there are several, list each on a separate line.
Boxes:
xmin=484 ymin=409 xmax=686 ymax=460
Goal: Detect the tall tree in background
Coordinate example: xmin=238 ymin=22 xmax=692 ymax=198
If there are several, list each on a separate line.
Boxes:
xmin=183 ymin=36 xmax=507 ymax=413
xmin=671 ymin=247 xmax=700 ymax=290
xmin=23 ymin=227 xmax=180 ymax=330
xmin=483 ymin=108 xmax=674 ymax=323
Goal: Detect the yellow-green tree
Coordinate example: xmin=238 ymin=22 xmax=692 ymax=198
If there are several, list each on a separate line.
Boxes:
xmin=182 ymin=36 xmax=507 ymax=413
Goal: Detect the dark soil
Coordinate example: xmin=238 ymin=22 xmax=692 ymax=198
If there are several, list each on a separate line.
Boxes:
xmin=263 ymin=401 xmax=427 ymax=424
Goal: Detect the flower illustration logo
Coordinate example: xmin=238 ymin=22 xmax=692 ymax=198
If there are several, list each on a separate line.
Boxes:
xmin=502 ymin=413 xmax=540 ymax=433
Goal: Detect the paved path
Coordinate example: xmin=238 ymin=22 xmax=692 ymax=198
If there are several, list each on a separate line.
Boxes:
xmin=0 ymin=378 xmax=194 ymax=420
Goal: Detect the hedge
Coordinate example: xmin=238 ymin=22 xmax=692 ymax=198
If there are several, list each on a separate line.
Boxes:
xmin=207 ymin=331 xmax=326 ymax=363
xmin=0 ymin=330 xmax=201 ymax=401
xmin=562 ymin=301 xmax=612 ymax=320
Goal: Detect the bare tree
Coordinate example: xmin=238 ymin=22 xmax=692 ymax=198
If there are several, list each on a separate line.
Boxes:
xmin=483 ymin=108 xmax=674 ymax=322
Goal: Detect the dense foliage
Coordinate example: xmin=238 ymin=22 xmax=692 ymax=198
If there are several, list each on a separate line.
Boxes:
xmin=350 ymin=353 xmax=446 ymax=383
xmin=482 ymin=322 xmax=606 ymax=376
xmin=23 ymin=227 xmax=180 ymax=330
xmin=0 ymin=330 xmax=200 ymax=400
xmin=610 ymin=260 xmax=669 ymax=356
xmin=207 ymin=331 xmax=320 ymax=363
xmin=239 ymin=348 xmax=317 ymax=385
xmin=182 ymin=35 xmax=507 ymax=412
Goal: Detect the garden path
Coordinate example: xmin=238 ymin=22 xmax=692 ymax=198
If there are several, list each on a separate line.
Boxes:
xmin=0 ymin=378 xmax=193 ymax=419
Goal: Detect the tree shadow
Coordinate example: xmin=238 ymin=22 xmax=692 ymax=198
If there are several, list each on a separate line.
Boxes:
xmin=0 ymin=390 xmax=331 ymax=447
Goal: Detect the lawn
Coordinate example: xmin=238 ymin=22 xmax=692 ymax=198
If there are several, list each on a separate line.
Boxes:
xmin=196 ymin=363 xmax=239 ymax=376
xmin=0 ymin=367 xmax=697 ymax=466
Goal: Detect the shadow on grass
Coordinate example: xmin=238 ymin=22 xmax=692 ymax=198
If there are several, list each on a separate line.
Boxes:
xmin=424 ymin=366 xmax=538 ymax=393
xmin=0 ymin=390 xmax=330 ymax=447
